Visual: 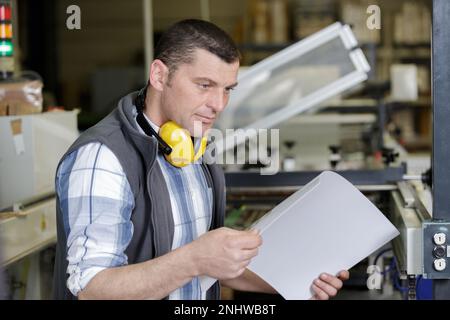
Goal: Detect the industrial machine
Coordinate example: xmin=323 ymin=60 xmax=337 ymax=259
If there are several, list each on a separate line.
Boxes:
xmin=213 ymin=6 xmax=450 ymax=299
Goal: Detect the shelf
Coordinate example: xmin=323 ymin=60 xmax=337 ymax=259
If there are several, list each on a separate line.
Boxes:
xmin=385 ymin=96 xmax=431 ymax=107
xmin=393 ymin=42 xmax=431 ymax=49
xmin=238 ymin=42 xmax=292 ymax=52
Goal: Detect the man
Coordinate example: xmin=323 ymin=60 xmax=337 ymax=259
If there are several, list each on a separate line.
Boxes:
xmin=53 ymin=19 xmax=348 ymax=300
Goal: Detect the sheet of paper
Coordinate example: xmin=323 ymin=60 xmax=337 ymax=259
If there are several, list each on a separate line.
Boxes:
xmin=247 ymin=170 xmax=400 ymax=300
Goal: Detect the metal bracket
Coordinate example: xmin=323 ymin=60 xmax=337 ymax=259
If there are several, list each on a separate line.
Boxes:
xmin=397 ymin=181 xmax=415 ymax=208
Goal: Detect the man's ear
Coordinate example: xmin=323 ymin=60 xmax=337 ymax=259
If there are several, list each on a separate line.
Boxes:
xmin=149 ymin=59 xmax=169 ymax=91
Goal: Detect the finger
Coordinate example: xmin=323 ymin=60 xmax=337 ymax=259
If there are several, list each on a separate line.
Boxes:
xmin=240 ymin=248 xmax=259 ymax=260
xmin=311 ymin=283 xmax=329 ymax=300
xmin=229 ymin=233 xmax=263 ymax=249
xmin=314 ymin=278 xmax=338 ymax=297
xmin=338 ymin=270 xmax=350 ymax=280
xmin=223 ymin=227 xmax=246 ymax=234
xmin=320 ymin=273 xmax=343 ymax=290
xmin=225 ymin=227 xmax=259 ymax=236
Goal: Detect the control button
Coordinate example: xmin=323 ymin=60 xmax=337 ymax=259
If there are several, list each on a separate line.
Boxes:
xmin=434 ymin=246 xmax=447 ymax=258
xmin=434 ymin=233 xmax=446 ymax=245
xmin=434 ymin=258 xmax=447 ymax=271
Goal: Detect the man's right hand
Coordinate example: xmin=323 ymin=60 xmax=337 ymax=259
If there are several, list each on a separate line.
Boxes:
xmin=187 ymin=227 xmax=262 ymax=280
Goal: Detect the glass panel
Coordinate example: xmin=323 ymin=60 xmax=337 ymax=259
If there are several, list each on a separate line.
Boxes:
xmin=215 ymin=26 xmax=365 ymax=134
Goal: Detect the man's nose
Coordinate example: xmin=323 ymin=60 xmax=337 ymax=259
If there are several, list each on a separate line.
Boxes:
xmin=207 ymin=90 xmax=226 ymax=114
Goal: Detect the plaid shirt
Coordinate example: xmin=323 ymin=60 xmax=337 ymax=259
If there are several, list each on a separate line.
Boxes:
xmin=56 ymin=113 xmax=213 ymax=299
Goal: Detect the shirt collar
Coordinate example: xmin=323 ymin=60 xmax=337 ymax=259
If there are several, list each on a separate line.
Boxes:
xmin=142 ymin=111 xmax=160 ymax=134
xmin=133 ymin=106 xmax=160 ymax=135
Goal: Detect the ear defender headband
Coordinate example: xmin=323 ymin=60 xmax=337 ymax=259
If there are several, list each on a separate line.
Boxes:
xmin=135 ymin=85 xmax=207 ymax=168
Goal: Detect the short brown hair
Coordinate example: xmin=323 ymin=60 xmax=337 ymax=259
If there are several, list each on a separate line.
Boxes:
xmin=154 ymin=19 xmax=240 ymax=77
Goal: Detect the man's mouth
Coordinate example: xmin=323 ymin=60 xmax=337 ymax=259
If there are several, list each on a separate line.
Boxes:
xmin=194 ymin=114 xmax=215 ymax=124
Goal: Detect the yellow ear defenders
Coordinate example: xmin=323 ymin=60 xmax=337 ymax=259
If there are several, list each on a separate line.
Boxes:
xmin=159 ymin=121 xmax=207 ymax=167
xmin=135 ymin=85 xmax=207 ymax=168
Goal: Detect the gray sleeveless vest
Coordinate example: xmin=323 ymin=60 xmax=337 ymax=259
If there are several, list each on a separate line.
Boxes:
xmin=53 ymin=92 xmax=225 ymax=299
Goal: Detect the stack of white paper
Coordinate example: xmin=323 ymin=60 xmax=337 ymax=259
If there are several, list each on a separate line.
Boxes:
xmin=248 ymin=171 xmax=400 ymax=300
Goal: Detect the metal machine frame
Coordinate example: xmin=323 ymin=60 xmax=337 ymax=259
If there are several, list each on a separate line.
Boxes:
xmin=223 ymin=0 xmax=450 ymax=300
xmin=215 ymin=22 xmax=371 ymax=154
xmin=430 ymin=0 xmax=450 ymax=299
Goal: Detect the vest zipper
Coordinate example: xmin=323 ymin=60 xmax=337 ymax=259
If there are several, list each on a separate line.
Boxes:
xmin=201 ymin=164 xmax=216 ymax=229
xmin=146 ymin=139 xmax=159 ymax=257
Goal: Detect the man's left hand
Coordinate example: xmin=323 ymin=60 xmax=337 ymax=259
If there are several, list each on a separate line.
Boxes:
xmin=311 ymin=270 xmax=349 ymax=300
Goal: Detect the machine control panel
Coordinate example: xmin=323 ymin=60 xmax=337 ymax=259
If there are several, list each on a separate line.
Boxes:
xmin=423 ymin=221 xmax=450 ymax=279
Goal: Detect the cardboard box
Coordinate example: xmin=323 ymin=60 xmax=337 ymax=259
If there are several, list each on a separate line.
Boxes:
xmin=0 ymin=80 xmax=43 ymax=116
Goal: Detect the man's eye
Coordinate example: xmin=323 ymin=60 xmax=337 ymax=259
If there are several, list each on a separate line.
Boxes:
xmin=198 ymin=83 xmax=210 ymax=89
xmin=225 ymin=87 xmax=235 ymax=94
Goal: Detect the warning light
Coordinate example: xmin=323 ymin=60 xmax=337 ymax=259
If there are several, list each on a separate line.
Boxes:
xmin=0 ymin=23 xmax=12 ymax=38
xmin=0 ymin=39 xmax=13 ymax=57
xmin=0 ymin=5 xmax=11 ymax=21
xmin=0 ymin=2 xmax=13 ymax=77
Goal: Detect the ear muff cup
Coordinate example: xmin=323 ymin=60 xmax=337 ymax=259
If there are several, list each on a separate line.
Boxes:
xmin=159 ymin=121 xmax=207 ymax=167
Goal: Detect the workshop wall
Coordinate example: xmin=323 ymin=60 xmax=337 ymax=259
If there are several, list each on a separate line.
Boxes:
xmin=55 ymin=0 xmax=246 ymax=112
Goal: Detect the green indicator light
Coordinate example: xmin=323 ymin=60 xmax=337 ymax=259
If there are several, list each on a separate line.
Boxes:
xmin=0 ymin=39 xmax=13 ymax=56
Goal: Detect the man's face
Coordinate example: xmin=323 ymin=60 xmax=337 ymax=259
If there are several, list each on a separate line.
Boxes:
xmin=160 ymin=48 xmax=239 ymax=137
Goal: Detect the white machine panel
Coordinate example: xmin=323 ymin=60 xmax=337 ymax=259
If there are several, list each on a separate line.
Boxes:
xmin=0 ymin=110 xmax=79 ymax=210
